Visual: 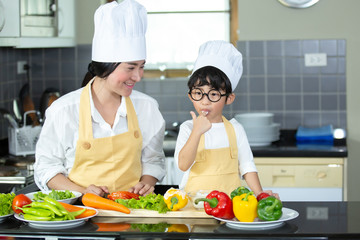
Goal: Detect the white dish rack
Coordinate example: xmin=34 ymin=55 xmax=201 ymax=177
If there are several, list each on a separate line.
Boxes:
xmin=8 ymin=110 xmax=42 ymax=156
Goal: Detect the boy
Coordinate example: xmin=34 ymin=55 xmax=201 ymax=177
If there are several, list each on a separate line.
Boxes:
xmin=174 ymin=40 xmax=277 ymax=198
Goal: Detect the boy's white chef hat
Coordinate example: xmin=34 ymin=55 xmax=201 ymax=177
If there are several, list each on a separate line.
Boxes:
xmin=92 ymin=0 xmax=147 ymax=62
xmin=192 ymin=40 xmax=243 ymax=91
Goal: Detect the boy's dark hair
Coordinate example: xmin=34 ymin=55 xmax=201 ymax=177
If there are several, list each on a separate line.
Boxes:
xmin=188 ymin=66 xmax=232 ymax=95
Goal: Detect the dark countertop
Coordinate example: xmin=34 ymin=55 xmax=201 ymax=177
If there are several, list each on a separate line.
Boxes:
xmin=165 ymin=129 xmax=348 ymax=158
xmin=0 ymin=201 xmax=359 ymax=239
xmin=251 ymin=129 xmax=347 ymax=158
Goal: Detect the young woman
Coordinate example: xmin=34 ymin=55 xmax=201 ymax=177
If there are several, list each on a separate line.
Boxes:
xmin=34 ymin=0 xmax=165 ymax=197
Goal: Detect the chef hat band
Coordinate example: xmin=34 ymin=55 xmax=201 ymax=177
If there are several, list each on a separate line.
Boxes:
xmin=92 ymin=0 xmax=147 ymax=62
xmin=192 ymin=40 xmax=243 ymax=91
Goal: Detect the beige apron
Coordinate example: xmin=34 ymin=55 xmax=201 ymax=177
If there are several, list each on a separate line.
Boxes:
xmin=184 ymin=116 xmax=241 ymax=196
xmin=68 ymin=82 xmax=142 ymax=193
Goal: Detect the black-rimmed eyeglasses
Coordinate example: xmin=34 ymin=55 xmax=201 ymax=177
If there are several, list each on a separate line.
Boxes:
xmin=188 ymin=88 xmax=229 ymax=103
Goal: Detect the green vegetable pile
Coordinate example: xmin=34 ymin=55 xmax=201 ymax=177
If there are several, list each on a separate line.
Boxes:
xmin=33 ymin=190 xmax=75 ymax=201
xmin=115 ymin=193 xmax=169 ymax=214
xmin=20 ymin=196 xmax=85 ymax=221
xmin=0 ymin=193 xmax=15 ymax=216
xmin=131 ymin=223 xmax=170 ymax=232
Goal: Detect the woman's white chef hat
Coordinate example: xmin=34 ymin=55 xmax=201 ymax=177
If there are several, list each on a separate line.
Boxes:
xmin=92 ymin=0 xmax=147 ymax=62
xmin=192 ymin=40 xmax=243 ymax=91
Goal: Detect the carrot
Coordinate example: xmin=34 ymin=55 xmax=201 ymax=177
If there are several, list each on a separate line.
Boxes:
xmin=82 ymin=193 xmax=130 ymax=214
xmin=59 ymin=202 xmax=97 ymax=219
xmin=94 ymin=222 xmax=131 ymax=232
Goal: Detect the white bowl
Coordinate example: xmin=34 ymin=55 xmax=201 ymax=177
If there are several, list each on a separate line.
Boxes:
xmin=235 ymin=113 xmax=274 ymax=127
xmin=187 ymin=190 xmax=212 ymax=209
xmin=26 ymin=190 xmax=82 ymax=204
xmin=243 ymin=123 xmax=280 ymax=137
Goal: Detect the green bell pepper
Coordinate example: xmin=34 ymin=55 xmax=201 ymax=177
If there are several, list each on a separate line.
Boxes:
xmin=257 ymin=196 xmax=283 ymax=221
xmin=230 ymin=186 xmax=250 ymax=200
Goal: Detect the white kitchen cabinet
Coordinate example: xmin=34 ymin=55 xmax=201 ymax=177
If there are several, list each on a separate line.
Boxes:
xmin=240 ymin=157 xmax=347 ymax=201
xmin=0 ymin=0 xmax=75 ymax=48
xmin=159 ymin=157 xmax=183 ymax=186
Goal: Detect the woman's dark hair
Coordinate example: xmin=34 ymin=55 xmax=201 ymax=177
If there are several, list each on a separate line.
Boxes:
xmin=188 ymin=66 xmax=232 ymax=95
xmin=81 ymin=61 xmax=121 ymax=87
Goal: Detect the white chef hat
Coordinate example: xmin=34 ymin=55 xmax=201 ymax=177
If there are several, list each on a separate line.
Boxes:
xmin=92 ymin=0 xmax=147 ymax=62
xmin=192 ymin=40 xmax=243 ymax=91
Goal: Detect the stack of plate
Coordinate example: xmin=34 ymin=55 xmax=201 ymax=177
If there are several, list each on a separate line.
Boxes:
xmin=235 ymin=113 xmax=280 ymax=147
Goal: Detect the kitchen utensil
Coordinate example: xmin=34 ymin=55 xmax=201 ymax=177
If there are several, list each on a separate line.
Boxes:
xmin=0 ymin=108 xmax=18 ymax=128
xmin=235 ymin=112 xmax=280 ymax=147
xmin=19 ymin=83 xmax=40 ymax=126
xmin=8 ymin=111 xmax=42 ymax=156
xmin=39 ymin=88 xmax=60 ymax=119
xmin=235 ymin=113 xmax=274 ymax=127
xmin=13 ymin=99 xmax=22 ymax=124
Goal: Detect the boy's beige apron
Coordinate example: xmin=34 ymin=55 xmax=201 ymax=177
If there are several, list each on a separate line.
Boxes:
xmin=184 ymin=116 xmax=241 ymax=195
xmin=68 ymin=82 xmax=142 ymax=193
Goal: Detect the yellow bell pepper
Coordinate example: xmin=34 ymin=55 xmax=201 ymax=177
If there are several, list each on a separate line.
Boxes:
xmin=164 ymin=188 xmax=188 ymax=211
xmin=232 ymin=191 xmax=258 ymax=222
xmin=167 ymin=224 xmax=190 ymax=232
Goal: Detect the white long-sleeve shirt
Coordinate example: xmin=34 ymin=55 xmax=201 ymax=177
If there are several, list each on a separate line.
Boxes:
xmin=34 ymin=86 xmax=166 ymax=191
xmin=174 ymin=118 xmax=257 ymax=189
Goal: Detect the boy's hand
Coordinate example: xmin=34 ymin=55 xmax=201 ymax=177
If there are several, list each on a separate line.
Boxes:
xmin=190 ymin=111 xmax=212 ymax=135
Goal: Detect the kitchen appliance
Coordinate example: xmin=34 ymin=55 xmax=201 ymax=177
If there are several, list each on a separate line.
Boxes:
xmin=0 ymin=155 xmax=34 ymax=193
xmin=20 ymin=0 xmax=57 ymax=37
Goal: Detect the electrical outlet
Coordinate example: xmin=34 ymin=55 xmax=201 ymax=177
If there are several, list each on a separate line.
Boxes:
xmin=306 ymin=207 xmax=328 ymax=220
xmin=17 ymin=61 xmax=27 ymax=74
xmin=304 ymin=53 xmax=327 ymax=67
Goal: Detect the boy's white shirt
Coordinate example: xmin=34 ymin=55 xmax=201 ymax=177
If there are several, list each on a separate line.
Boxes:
xmin=174 ymin=118 xmax=257 ymax=189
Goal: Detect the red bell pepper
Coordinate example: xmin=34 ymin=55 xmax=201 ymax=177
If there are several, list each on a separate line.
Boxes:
xmin=194 ymin=190 xmax=234 ymax=219
xmin=256 ymin=192 xmax=270 ymax=202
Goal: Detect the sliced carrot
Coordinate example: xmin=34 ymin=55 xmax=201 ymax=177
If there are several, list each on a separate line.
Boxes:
xmin=94 ymin=223 xmax=131 ymax=232
xmin=82 ymin=193 xmax=130 ymax=214
xmin=59 ymin=202 xmax=97 ymax=219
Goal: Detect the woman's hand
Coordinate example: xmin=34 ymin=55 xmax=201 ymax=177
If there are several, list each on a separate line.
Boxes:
xmin=261 ymin=190 xmax=280 ymax=200
xmin=128 ymin=182 xmax=154 ymax=196
xmin=128 ymin=175 xmax=157 ymax=196
xmin=84 ymin=184 xmax=109 ymax=197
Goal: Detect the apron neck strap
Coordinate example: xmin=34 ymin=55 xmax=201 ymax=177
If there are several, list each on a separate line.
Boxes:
xmin=198 ymin=116 xmax=238 ymax=160
xmin=78 ymin=81 xmax=140 ymax=140
xmin=222 ymin=116 xmax=238 ymax=159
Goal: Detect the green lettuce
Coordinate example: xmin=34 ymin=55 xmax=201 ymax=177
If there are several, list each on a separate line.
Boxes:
xmin=131 ymin=223 xmax=170 ymax=232
xmin=33 ymin=190 xmax=75 ymax=201
xmin=0 ymin=193 xmax=15 ymax=216
xmin=115 ymin=193 xmax=169 ymax=214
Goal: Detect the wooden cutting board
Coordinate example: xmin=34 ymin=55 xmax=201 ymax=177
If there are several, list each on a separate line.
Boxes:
xmin=97 ymin=203 xmax=211 ymax=218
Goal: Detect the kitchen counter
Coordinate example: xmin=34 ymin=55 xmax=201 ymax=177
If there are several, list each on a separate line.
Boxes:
xmin=0 ymin=201 xmax=359 ymax=239
xmin=251 ymin=143 xmax=347 ymax=158
xmin=164 ymin=129 xmax=348 ymax=158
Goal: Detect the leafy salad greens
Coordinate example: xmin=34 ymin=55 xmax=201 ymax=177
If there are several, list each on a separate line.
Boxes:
xmin=115 ymin=193 xmax=169 ymax=214
xmin=0 ymin=192 xmax=15 ymax=216
xmin=33 ymin=190 xmax=75 ymax=201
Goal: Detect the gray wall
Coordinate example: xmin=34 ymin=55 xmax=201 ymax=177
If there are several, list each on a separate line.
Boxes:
xmin=0 ymin=39 xmax=346 ymax=134
xmin=236 ymin=0 xmax=360 ymax=201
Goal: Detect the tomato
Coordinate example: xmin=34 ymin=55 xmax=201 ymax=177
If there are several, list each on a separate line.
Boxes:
xmin=12 ymin=194 xmax=32 ymax=214
xmin=256 ymin=192 xmax=271 ymax=202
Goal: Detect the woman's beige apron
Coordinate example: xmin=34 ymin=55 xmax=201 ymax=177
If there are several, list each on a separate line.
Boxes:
xmin=184 ymin=116 xmax=241 ymax=195
xmin=68 ymin=82 xmax=142 ymax=193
